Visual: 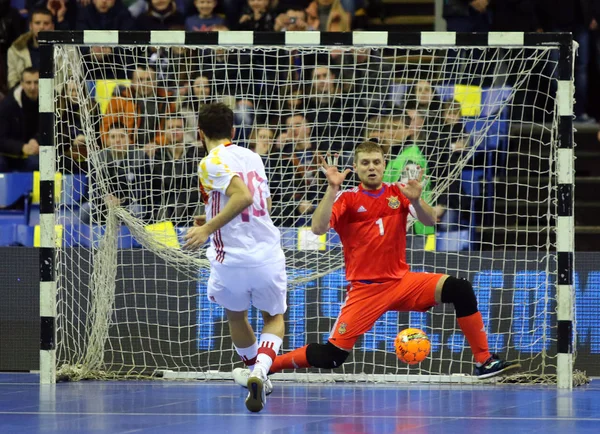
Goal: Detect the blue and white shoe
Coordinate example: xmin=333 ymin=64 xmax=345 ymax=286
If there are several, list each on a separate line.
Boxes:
xmin=245 ymin=369 xmax=268 ymax=413
xmin=475 ymin=354 xmax=521 ymax=379
xmin=233 ymin=367 xmax=273 ymax=395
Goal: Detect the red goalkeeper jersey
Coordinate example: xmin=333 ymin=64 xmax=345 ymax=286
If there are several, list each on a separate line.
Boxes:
xmin=329 ymin=183 xmax=414 ymax=282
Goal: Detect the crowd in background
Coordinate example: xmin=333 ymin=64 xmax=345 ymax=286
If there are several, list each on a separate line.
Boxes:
xmin=0 ymin=0 xmax=599 ymax=232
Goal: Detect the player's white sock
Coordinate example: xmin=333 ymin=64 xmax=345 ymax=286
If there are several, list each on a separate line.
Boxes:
xmin=234 ymin=341 xmax=258 ymax=370
xmin=254 ymin=333 xmax=282 ymax=377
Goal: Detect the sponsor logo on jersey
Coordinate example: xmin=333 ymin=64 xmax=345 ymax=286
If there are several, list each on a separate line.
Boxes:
xmin=387 ymin=196 xmax=400 ymax=209
xmin=338 ymin=322 xmax=347 ymax=335
xmin=357 ymin=205 xmax=367 ymax=213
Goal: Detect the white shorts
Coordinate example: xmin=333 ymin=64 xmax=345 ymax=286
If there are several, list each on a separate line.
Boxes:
xmin=207 ymin=259 xmax=287 ymax=316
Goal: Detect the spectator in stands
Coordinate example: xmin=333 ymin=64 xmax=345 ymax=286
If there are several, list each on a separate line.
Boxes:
xmin=330 ymin=48 xmax=388 ymax=115
xmin=76 ymin=0 xmax=134 ymax=30
xmin=306 ymin=65 xmax=366 ymax=151
xmin=197 ymin=47 xmax=257 ymax=143
xmin=102 ymin=64 xmax=177 ymax=145
xmin=364 ymin=115 xmax=388 ymax=144
xmin=81 ymin=123 xmax=150 ymax=224
xmin=273 ymin=6 xmax=312 ymax=31
xmin=381 ymin=114 xmax=411 ymax=159
xmin=405 ymin=80 xmax=443 ymax=158
xmin=136 ymin=0 xmax=185 ymax=30
xmin=7 ymin=7 xmax=52 ymax=90
xmin=185 ymin=0 xmax=224 ymax=31
xmin=443 ymin=0 xmax=490 ymax=32
xmin=248 ymin=125 xmax=274 ymax=158
xmin=408 ymin=80 xmax=443 ymax=116
xmin=236 ymin=0 xmax=274 ymax=30
xmin=279 ymin=84 xmax=306 ymax=114
xmin=306 ymin=0 xmax=351 ymax=32
xmin=538 ymin=0 xmax=599 ymax=123
xmin=267 ymin=113 xmax=321 ymax=227
xmin=382 ymin=114 xmax=436 ymax=235
xmin=178 ymin=73 xmax=213 ymax=145
xmin=149 ymin=115 xmax=202 ymax=225
xmin=44 ymin=0 xmax=77 ymax=30
xmin=0 ymin=0 xmax=25 ymax=96
xmin=57 ymin=79 xmax=101 ymax=174
xmin=150 ymin=46 xmax=201 ymax=94
xmin=433 ymin=100 xmax=468 ymax=170
xmin=431 ymin=100 xmax=473 ymax=230
xmin=0 ymin=67 xmax=39 ymax=172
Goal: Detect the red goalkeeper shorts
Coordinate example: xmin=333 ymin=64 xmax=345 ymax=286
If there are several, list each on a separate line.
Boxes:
xmin=328 ymin=272 xmax=445 ymax=351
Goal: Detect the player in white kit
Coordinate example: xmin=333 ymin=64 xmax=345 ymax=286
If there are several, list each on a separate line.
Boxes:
xmin=184 ymin=103 xmax=286 ymax=413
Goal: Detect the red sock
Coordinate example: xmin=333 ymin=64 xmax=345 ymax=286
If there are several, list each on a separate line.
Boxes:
xmin=457 ymin=312 xmax=492 ymax=364
xmin=269 ymin=345 xmax=311 ymax=374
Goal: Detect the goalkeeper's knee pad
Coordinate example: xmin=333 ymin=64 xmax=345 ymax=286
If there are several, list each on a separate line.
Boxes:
xmin=306 ymin=342 xmax=349 ymax=369
xmin=440 ymin=276 xmax=478 ymax=318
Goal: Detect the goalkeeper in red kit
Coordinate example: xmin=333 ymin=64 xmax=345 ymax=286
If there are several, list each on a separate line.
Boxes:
xmin=234 ymin=140 xmax=520 ymax=386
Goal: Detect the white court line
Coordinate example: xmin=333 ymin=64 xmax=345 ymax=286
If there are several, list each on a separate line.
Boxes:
xmin=0 ymin=412 xmax=598 ymax=421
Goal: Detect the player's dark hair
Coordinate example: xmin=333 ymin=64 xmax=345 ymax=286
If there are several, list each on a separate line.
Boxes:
xmin=355 ymin=141 xmax=384 ymax=160
xmin=197 ymin=102 xmax=234 ymax=141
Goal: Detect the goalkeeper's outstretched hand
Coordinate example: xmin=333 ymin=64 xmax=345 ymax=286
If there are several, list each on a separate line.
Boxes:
xmin=397 ymin=168 xmax=424 ymax=203
xmin=319 ymin=153 xmax=352 ymax=189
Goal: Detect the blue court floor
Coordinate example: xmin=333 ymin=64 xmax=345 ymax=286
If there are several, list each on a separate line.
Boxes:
xmin=0 ymin=373 xmax=598 ymax=434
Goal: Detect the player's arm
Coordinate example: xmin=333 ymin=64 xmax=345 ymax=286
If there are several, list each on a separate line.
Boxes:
xmin=203 ymin=176 xmax=253 ymax=234
xmin=267 ymin=197 xmax=272 ymax=215
xmin=311 ymin=185 xmax=340 ymax=235
xmin=185 ymin=155 xmax=253 ymax=249
xmin=410 ymin=198 xmax=437 ymax=227
xmin=312 ymin=155 xmax=351 ymax=235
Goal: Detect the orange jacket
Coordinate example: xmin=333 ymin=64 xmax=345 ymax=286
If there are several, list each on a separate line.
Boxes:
xmin=101 ymin=85 xmax=177 ymax=145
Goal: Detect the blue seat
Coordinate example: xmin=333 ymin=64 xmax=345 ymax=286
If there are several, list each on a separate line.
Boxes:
xmin=0 ymin=173 xmax=33 ymax=207
xmin=0 ymin=173 xmax=33 ymax=225
xmin=60 ymin=174 xmax=87 ymax=206
xmin=480 ymin=87 xmax=512 ymax=117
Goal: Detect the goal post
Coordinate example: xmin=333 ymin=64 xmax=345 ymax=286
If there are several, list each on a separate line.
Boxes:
xmin=37 ymin=31 xmax=577 ymax=388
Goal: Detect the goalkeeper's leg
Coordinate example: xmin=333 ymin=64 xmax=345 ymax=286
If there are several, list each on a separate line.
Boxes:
xmin=269 ymin=341 xmax=350 ymax=373
xmin=439 ymin=275 xmax=521 ymax=378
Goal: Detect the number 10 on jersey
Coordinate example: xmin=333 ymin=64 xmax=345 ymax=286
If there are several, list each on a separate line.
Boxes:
xmin=238 ymin=171 xmax=267 ymax=222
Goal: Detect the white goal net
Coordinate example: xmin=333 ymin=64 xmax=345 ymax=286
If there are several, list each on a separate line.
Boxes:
xmin=43 ymin=32 xmax=579 ymax=384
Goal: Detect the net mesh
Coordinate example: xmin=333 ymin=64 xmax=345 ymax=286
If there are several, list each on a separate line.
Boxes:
xmin=51 ymin=41 xmax=576 ymax=383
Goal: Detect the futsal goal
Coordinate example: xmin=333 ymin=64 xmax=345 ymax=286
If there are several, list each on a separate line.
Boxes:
xmin=37 ymin=31 xmax=579 ymax=388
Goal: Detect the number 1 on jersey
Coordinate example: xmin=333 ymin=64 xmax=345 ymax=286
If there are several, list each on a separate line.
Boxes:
xmin=375 ymin=218 xmax=384 ymax=236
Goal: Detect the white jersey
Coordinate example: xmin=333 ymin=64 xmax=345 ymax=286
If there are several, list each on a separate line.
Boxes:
xmin=198 ymin=143 xmax=285 ymax=267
